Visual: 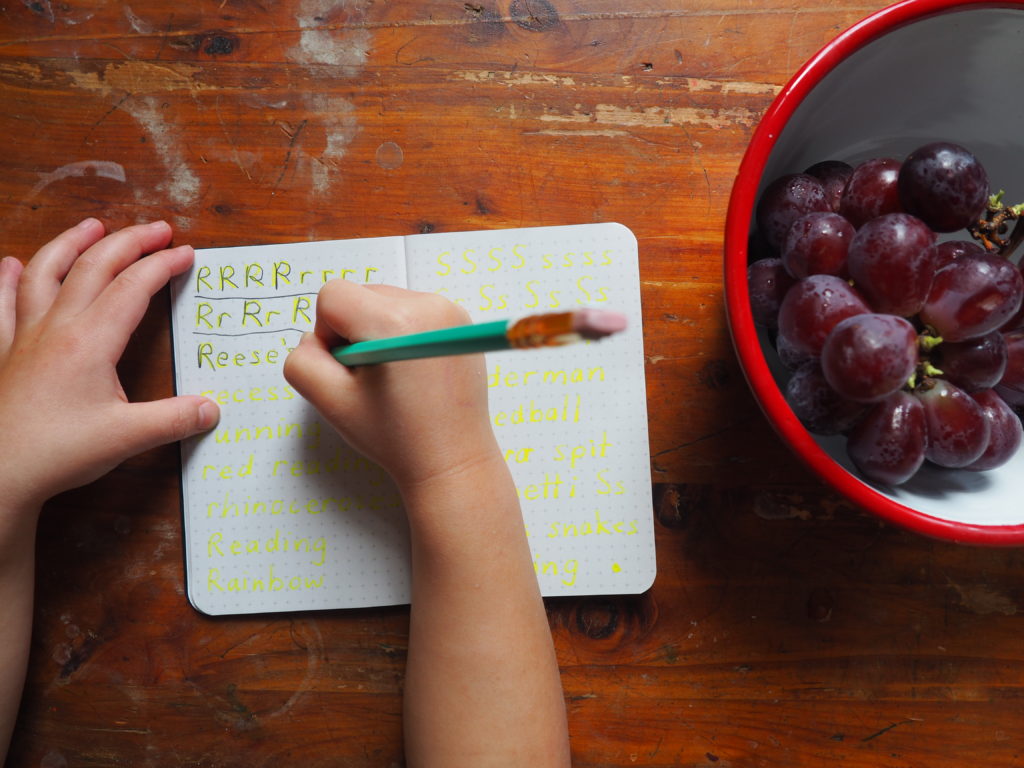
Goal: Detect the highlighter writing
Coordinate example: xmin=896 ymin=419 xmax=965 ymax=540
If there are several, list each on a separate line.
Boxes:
xmin=171 ymin=224 xmax=652 ymax=612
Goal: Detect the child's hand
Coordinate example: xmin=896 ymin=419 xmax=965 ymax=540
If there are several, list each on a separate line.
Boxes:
xmin=0 ymin=219 xmax=219 ymax=514
xmin=283 ymin=279 xmax=500 ymax=491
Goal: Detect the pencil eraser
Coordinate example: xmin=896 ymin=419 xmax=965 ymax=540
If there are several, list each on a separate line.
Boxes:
xmin=573 ymin=308 xmax=628 ymax=340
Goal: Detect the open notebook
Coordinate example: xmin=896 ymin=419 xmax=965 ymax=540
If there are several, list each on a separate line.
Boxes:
xmin=170 ymin=222 xmax=655 ymax=615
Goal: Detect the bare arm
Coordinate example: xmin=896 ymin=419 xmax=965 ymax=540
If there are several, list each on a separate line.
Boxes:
xmin=401 ymin=461 xmax=570 ymax=767
xmin=0 ymin=220 xmax=219 ymax=759
xmin=284 ymin=280 xmax=571 ymax=768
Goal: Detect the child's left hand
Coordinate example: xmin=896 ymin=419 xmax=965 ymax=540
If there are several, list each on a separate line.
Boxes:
xmin=0 ymin=219 xmax=219 ymax=518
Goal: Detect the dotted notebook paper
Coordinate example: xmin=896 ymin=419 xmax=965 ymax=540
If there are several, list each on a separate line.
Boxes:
xmin=170 ymin=223 xmax=655 ymax=615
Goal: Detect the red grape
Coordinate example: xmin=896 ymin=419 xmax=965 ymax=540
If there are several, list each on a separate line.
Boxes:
xmin=785 ymin=361 xmax=867 ymax=435
xmin=756 ymin=173 xmax=830 ymax=250
xmin=994 ymin=329 xmax=1024 ymax=407
xmin=821 ymin=314 xmax=918 ymax=402
xmin=776 ymin=332 xmax=816 ymax=371
xmin=846 ymin=213 xmax=937 ymax=316
xmin=748 ymin=258 xmax=795 ymax=328
xmin=839 ymin=157 xmax=902 ymax=228
xmin=898 ymin=142 xmax=989 ymax=232
xmin=929 ymin=331 xmax=1007 ymax=392
xmin=915 ymin=379 xmax=990 ymax=468
xmin=932 ymin=240 xmax=987 ymax=270
xmin=964 ymin=389 xmax=1023 ymax=471
xmin=846 ymin=391 xmax=927 ymax=485
xmin=920 ymin=255 xmax=1024 ymax=341
xmin=777 ymin=275 xmax=870 ymax=355
xmin=781 ymin=212 xmax=855 ymax=279
xmin=805 ymin=160 xmax=853 ymax=212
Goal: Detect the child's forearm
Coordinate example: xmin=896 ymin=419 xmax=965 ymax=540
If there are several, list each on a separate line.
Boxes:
xmin=399 ymin=456 xmax=571 ymax=768
xmin=0 ymin=505 xmax=40 ymax=763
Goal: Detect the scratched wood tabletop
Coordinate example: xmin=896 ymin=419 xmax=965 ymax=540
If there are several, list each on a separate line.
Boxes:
xmin=4 ymin=1 xmax=1024 ymax=766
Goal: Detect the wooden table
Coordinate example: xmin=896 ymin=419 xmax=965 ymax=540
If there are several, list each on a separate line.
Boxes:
xmin=4 ymin=2 xmax=1023 ymax=765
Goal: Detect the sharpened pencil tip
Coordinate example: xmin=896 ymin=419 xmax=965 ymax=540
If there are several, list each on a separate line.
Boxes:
xmin=572 ymin=308 xmax=628 ymax=340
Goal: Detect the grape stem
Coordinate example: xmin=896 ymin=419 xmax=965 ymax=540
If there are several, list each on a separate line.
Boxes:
xmin=918 ymin=333 xmax=943 ymax=353
xmin=909 ymin=333 xmax=943 ymax=392
xmin=969 ymin=190 xmax=1024 ymax=260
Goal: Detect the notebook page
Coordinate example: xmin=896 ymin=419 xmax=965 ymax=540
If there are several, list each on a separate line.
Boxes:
xmin=170 ymin=237 xmax=411 ymax=615
xmin=403 ymin=223 xmax=656 ymax=597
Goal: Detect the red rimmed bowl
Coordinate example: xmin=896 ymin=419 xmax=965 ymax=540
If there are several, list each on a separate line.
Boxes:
xmin=725 ymin=0 xmax=1024 ymax=544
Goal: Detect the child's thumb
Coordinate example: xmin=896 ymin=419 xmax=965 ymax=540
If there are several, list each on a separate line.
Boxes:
xmin=122 ymin=395 xmax=220 ymax=454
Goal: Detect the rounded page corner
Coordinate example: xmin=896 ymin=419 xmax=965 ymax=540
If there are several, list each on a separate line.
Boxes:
xmin=600 ymin=221 xmax=638 ymax=246
xmin=185 ymin=583 xmax=225 ymax=617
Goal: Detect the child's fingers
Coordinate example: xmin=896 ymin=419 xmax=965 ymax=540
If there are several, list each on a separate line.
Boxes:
xmin=0 ymin=257 xmax=24 ymax=355
xmin=116 ymin=395 xmax=220 ymax=458
xmin=85 ymin=244 xmax=194 ymax=358
xmin=283 ymin=331 xmax=357 ymax=418
xmin=314 ymin=280 xmax=468 ymax=346
xmin=311 ymin=279 xmax=395 ymax=345
xmin=17 ymin=218 xmax=106 ymax=323
xmin=53 ymin=220 xmax=174 ymax=316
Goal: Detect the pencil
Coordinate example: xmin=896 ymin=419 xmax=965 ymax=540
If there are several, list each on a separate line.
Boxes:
xmin=331 ymin=309 xmax=628 ymax=366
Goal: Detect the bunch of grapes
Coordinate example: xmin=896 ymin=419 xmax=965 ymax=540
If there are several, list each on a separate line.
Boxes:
xmin=748 ymin=141 xmax=1024 ymax=486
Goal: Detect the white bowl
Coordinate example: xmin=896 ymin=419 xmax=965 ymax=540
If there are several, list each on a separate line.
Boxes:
xmin=725 ymin=1 xmax=1024 ymax=544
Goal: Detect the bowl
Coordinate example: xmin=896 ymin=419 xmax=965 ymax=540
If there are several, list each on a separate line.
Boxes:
xmin=724 ymin=0 xmax=1024 ymax=544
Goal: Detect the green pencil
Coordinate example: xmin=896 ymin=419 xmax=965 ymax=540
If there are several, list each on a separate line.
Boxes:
xmin=331 ymin=309 xmax=627 ymax=366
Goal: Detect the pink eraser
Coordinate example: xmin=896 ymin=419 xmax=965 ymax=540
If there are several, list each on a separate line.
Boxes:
xmin=572 ymin=308 xmax=628 ymax=340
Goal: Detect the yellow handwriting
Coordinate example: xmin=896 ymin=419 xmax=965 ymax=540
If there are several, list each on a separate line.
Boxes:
xmin=208 ymin=529 xmax=327 ymax=566
xmin=201 ymin=454 xmax=254 ymax=480
xmin=546 ymin=511 xmax=638 ymax=538
xmin=205 ymin=491 xmax=400 ymax=518
xmin=515 ymin=472 xmax=576 ymax=501
xmin=200 ymin=385 xmax=296 ymax=405
xmin=488 ymin=364 xmax=605 ymax=389
xmin=213 ymin=420 xmax=321 ymax=450
xmin=207 ymin=565 xmax=325 ymax=593
xmin=492 ymin=395 xmax=581 ymax=427
xmin=532 ymin=557 xmax=578 ymax=587
xmin=595 ymin=469 xmax=626 ymax=496
xmin=195 ymin=297 xmax=313 ymax=329
xmin=553 ymin=431 xmax=612 ymax=468
xmin=196 ymin=261 xmax=380 ymax=293
xmin=197 ymin=337 xmax=296 ymax=370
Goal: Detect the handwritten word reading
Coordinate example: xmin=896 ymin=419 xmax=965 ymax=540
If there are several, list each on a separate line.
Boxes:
xmin=196 ymin=261 xmax=380 ymax=293
xmin=208 ymin=529 xmax=327 ymax=566
xmin=207 ymin=565 xmax=324 ymax=594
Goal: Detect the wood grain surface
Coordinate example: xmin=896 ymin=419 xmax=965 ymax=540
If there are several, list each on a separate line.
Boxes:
xmin=3 ymin=2 xmax=1024 ymax=766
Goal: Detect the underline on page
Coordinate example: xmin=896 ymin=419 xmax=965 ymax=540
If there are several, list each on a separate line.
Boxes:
xmin=192 ymin=328 xmax=306 ymax=337
xmin=194 ymin=292 xmax=319 ymax=301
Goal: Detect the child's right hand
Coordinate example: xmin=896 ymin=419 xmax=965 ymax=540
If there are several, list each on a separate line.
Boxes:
xmin=283 ymin=280 xmax=501 ymax=492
